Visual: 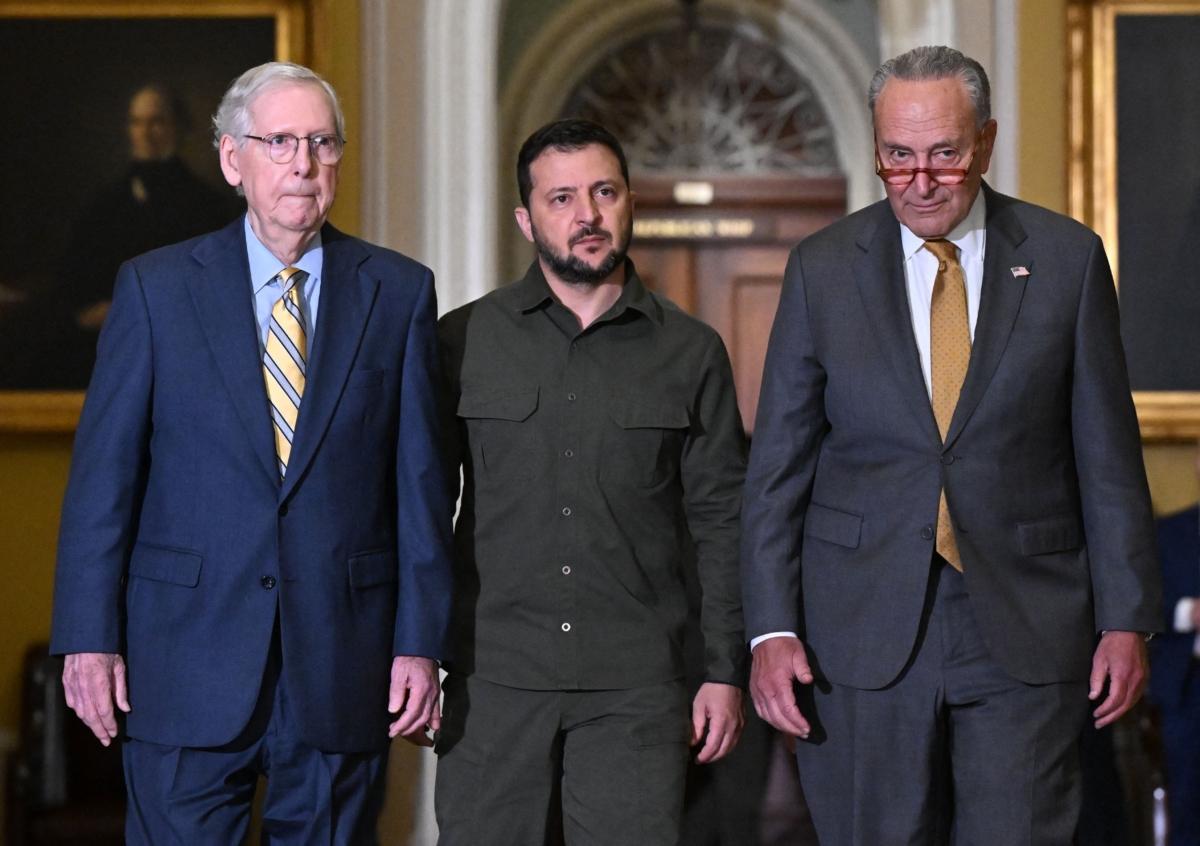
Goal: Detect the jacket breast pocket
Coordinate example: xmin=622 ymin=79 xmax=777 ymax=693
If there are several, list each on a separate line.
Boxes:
xmin=603 ymin=398 xmax=690 ymax=488
xmin=457 ymin=387 xmax=540 ymax=482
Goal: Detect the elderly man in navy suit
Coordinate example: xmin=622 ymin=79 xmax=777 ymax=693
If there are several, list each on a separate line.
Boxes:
xmin=741 ymin=46 xmax=1160 ymax=843
xmin=49 ymin=62 xmax=453 ymax=845
xmin=1150 ymin=447 xmax=1200 ymax=846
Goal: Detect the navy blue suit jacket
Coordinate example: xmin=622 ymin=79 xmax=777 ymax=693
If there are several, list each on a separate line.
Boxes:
xmin=1149 ymin=507 xmax=1200 ymax=712
xmin=50 ymin=218 xmax=454 ymax=753
xmin=742 ymin=185 xmax=1160 ymax=689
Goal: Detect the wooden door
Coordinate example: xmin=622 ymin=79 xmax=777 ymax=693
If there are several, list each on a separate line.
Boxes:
xmin=629 ymin=176 xmax=846 ymax=433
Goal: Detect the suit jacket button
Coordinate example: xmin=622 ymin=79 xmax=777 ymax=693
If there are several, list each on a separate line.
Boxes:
xmin=261 ymin=575 xmax=277 ymax=590
xmin=940 ymin=454 xmax=955 ymax=465
xmin=278 ymin=503 xmax=289 ymax=516
xmin=921 ymin=525 xmax=934 ymax=540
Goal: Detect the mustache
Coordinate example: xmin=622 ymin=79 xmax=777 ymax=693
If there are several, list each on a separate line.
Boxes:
xmin=568 ymin=226 xmax=612 ymax=247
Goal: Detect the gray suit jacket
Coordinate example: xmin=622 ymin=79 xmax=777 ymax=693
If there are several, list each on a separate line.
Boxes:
xmin=741 ymin=185 xmax=1161 ymax=690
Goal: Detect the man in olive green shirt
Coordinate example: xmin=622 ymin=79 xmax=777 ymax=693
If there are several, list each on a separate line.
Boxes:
xmin=435 ymin=119 xmax=747 ymax=845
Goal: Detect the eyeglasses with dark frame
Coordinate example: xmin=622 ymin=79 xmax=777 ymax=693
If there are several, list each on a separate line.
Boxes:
xmin=874 ymin=136 xmax=980 ymax=187
xmin=243 ymin=133 xmax=346 ymax=166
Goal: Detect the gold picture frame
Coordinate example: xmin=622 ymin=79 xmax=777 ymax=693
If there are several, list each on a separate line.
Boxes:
xmin=1068 ymin=0 xmax=1200 ymax=441
xmin=0 ymin=0 xmax=310 ymax=432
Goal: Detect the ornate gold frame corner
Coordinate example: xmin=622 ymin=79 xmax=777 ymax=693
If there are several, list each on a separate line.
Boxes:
xmin=1067 ymin=0 xmax=1200 ymax=442
xmin=0 ymin=0 xmax=310 ymax=432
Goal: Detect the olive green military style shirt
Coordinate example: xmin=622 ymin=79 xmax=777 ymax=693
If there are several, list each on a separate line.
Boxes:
xmin=438 ymin=260 xmax=747 ymax=691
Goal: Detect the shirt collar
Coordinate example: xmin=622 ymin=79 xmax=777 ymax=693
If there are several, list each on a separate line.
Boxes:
xmin=244 ymin=215 xmax=324 ymax=294
xmin=899 ymin=188 xmax=987 ymax=263
xmin=510 ymin=258 xmax=663 ymax=325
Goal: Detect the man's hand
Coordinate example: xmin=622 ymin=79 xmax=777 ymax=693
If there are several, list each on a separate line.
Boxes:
xmin=388 ymin=656 xmax=440 ymax=745
xmin=62 ymin=652 xmax=130 ymax=746
xmin=690 ymin=682 xmax=744 ymax=764
xmin=1089 ymin=630 xmax=1148 ymax=729
xmin=749 ymin=637 xmax=813 ymax=738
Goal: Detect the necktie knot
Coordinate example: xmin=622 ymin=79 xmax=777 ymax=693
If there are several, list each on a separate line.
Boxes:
xmin=277 ymin=266 xmax=304 ymax=296
xmin=923 ymin=239 xmax=958 ymax=268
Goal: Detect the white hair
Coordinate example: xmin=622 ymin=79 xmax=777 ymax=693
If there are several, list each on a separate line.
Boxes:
xmin=211 ymin=61 xmax=345 ymax=149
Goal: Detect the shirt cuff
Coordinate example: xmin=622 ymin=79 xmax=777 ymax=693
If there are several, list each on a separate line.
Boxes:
xmin=1175 ymin=597 xmax=1197 ymax=633
xmin=750 ymin=631 xmax=799 ymax=650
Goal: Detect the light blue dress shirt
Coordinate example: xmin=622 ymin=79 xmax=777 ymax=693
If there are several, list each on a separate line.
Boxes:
xmin=245 ymin=215 xmax=324 ymax=352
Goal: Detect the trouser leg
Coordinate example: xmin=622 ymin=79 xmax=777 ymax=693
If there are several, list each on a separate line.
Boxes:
xmin=434 ymin=675 xmax=562 ymax=846
xmin=558 ymin=681 xmax=691 ymax=846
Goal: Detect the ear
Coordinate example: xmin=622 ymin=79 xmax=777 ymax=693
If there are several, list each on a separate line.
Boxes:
xmin=514 ymin=206 xmax=534 ymax=244
xmin=218 ymin=135 xmax=243 ymax=188
xmin=976 ymin=118 xmax=999 ymax=176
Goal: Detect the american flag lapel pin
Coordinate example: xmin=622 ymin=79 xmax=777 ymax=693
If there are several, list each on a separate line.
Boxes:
xmin=1010 ymin=266 xmax=1030 ymax=278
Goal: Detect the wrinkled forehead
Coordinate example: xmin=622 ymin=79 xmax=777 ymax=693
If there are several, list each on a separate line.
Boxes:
xmin=873 ymin=76 xmax=978 ymax=135
xmin=247 ymin=81 xmax=336 ymax=127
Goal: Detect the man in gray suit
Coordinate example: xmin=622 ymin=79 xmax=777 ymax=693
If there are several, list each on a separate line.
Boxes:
xmin=741 ymin=46 xmax=1161 ymax=843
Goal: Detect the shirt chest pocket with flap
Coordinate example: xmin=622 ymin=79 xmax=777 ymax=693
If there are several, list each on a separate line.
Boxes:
xmin=603 ymin=395 xmax=690 ymax=489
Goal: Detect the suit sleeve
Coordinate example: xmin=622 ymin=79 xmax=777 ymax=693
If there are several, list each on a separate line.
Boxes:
xmin=49 ymin=261 xmax=154 ymax=655
xmin=680 ymin=332 xmax=748 ymax=686
xmin=1070 ymin=234 xmax=1162 ymax=634
xmin=392 ymin=269 xmax=455 ymax=659
xmin=740 ymin=247 xmax=828 ymax=641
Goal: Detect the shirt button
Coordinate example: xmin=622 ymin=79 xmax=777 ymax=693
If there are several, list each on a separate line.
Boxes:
xmin=561 ymin=622 xmax=572 ymax=632
xmin=564 ymin=449 xmax=574 ymax=458
xmin=921 ymin=525 xmax=934 ymax=540
xmin=562 ymin=506 xmax=572 ymax=517
xmin=261 ymin=575 xmax=277 ymax=590
xmin=562 ymin=565 xmax=571 ymax=575
xmin=567 ymin=392 xmax=577 ymax=401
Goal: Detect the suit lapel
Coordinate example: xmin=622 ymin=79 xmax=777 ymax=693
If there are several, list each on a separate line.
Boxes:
xmin=280 ymin=227 xmax=377 ymax=501
xmin=186 ymin=220 xmax=279 ymax=484
xmin=944 ymin=187 xmax=1031 ymax=447
xmin=853 ymin=207 xmax=943 ymax=445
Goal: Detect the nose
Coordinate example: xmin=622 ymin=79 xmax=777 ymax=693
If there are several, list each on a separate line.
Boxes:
xmin=910 ymin=170 xmax=936 ymax=197
xmin=292 ymin=140 xmax=318 ymax=177
xmin=576 ymin=194 xmax=600 ymax=225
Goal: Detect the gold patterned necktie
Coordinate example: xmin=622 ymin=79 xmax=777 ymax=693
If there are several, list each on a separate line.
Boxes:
xmin=263 ymin=266 xmax=307 ymax=479
xmin=925 ymin=239 xmax=970 ymax=571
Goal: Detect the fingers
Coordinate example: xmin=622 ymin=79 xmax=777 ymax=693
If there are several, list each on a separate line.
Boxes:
xmin=749 ymin=640 xmax=812 ymax=738
xmin=396 ymin=726 xmax=436 ymax=747
xmin=63 ymin=653 xmax=123 ymax=746
xmin=113 ymin=657 xmax=132 ymax=714
xmin=388 ymin=657 xmax=440 ymax=739
xmin=695 ymin=709 xmax=745 ymax=764
xmin=1087 ymin=652 xmax=1107 ymax=702
xmin=1090 ymin=633 xmax=1148 ymax=729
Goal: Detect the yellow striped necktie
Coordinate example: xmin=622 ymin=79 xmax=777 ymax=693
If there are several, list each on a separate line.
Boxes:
xmin=925 ymin=239 xmax=970 ymax=571
xmin=263 ymin=266 xmax=307 ymax=479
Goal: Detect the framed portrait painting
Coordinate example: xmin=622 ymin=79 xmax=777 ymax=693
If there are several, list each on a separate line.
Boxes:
xmin=1068 ymin=0 xmax=1200 ymax=439
xmin=0 ymin=0 xmax=309 ymax=430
